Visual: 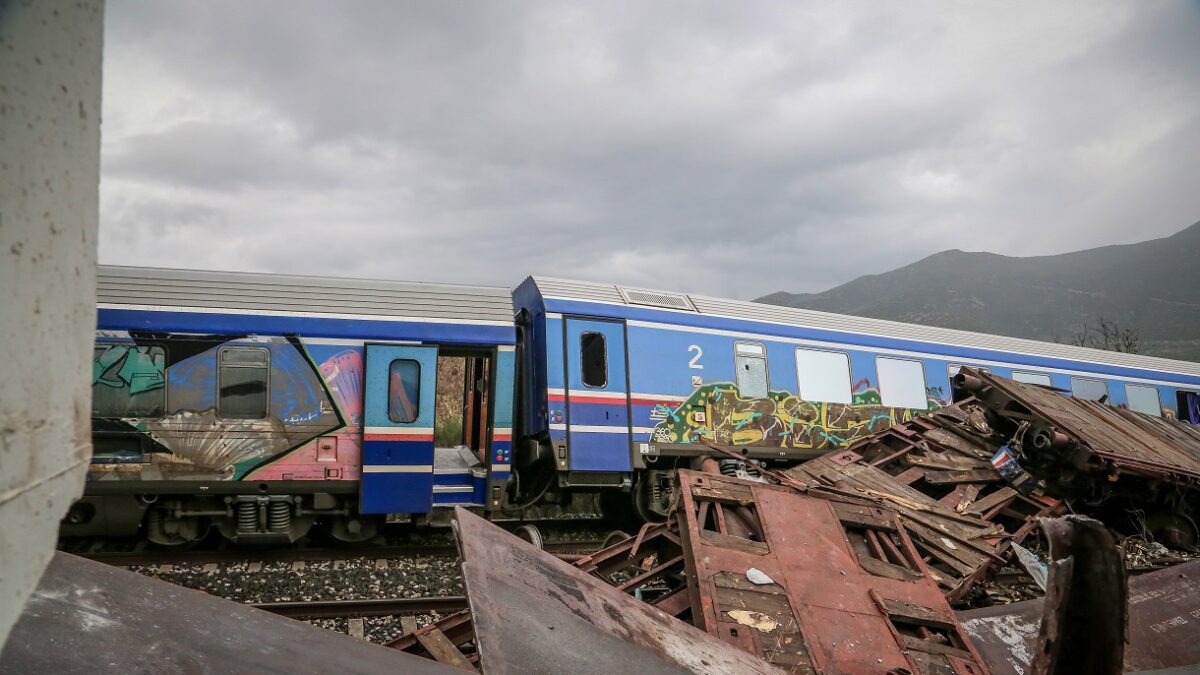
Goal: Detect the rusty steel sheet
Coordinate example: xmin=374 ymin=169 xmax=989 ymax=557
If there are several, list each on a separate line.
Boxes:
xmin=674 ymin=469 xmax=990 ymax=674
xmin=451 ymin=507 xmax=780 ymax=675
xmin=958 ymin=559 xmax=1200 ymax=675
xmin=0 ymin=552 xmax=454 ymax=675
xmin=785 ymin=453 xmax=1029 ymax=604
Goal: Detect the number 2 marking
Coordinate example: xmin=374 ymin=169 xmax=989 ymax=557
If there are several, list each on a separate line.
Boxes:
xmin=688 ymin=345 xmax=704 ymax=369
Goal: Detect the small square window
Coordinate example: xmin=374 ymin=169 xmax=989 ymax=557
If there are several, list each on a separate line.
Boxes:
xmin=795 ymin=348 xmax=851 ymax=404
xmin=1126 ymin=384 xmax=1162 ymax=417
xmin=877 ymin=357 xmax=928 ymax=409
xmin=1013 ymin=371 xmax=1052 ymax=387
xmin=1071 ymin=377 xmax=1109 ymax=402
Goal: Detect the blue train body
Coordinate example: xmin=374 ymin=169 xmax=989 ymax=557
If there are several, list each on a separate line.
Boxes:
xmin=74 ymin=267 xmax=1200 ymax=541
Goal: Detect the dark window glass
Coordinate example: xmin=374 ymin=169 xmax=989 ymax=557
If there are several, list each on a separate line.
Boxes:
xmin=92 ymin=344 xmax=166 ymax=417
xmin=218 ymin=347 xmax=269 ymax=419
xmin=580 ymin=332 xmax=607 ymax=388
xmin=388 ymin=359 xmax=421 ymax=423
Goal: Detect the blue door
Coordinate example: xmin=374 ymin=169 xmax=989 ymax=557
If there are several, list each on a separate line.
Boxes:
xmin=360 ymin=344 xmax=438 ymax=514
xmin=564 ymin=318 xmax=631 ymax=471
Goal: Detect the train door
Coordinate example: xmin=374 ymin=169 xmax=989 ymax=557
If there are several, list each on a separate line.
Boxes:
xmin=360 ymin=344 xmax=438 ymax=514
xmin=563 ymin=318 xmax=631 ymax=471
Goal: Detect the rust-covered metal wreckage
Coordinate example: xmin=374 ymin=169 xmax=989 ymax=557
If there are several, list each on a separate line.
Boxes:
xmin=395 ymin=369 xmax=1200 ymax=674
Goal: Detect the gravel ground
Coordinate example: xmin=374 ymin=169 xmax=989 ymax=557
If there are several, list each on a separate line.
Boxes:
xmin=130 ymin=555 xmax=463 ymax=603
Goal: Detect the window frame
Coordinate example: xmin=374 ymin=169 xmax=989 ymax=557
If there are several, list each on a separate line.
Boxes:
xmin=1012 ymin=370 xmax=1053 ymax=387
xmin=947 ymin=363 xmax=991 ymax=378
xmin=794 ymin=347 xmax=853 ymax=404
xmin=579 ymin=331 xmax=608 ymax=389
xmin=386 ymin=358 xmax=422 ymax=424
xmin=733 ymin=340 xmax=770 ymax=399
xmin=875 ymin=356 xmax=929 ymax=410
xmin=92 ymin=341 xmax=169 ymax=419
xmin=217 ymin=345 xmax=271 ymax=420
xmin=1070 ymin=376 xmax=1109 ymax=403
xmin=1125 ymin=383 xmax=1163 ymax=417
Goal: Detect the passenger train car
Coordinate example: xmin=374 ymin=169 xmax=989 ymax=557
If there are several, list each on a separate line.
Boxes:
xmin=67 ymin=266 xmax=1200 ymax=543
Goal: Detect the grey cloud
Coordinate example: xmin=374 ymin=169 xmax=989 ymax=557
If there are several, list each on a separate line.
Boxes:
xmin=100 ymin=1 xmax=1200 ymax=299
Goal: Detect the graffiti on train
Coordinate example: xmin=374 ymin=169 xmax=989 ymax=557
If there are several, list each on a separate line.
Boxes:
xmin=89 ymin=335 xmax=356 ymax=482
xmin=649 ymin=382 xmax=940 ymax=450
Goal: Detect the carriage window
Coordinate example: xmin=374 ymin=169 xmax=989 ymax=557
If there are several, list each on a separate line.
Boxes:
xmin=218 ymin=347 xmax=270 ymax=419
xmin=948 ymin=364 xmax=991 ymax=377
xmin=388 ymin=359 xmax=421 ymax=423
xmin=876 ymin=357 xmax=928 ymax=409
xmin=795 ymin=348 xmax=851 ymax=404
xmin=93 ymin=344 xmax=166 ymax=418
xmin=1071 ymin=377 xmax=1109 ymax=402
xmin=580 ymin=332 xmax=608 ymax=388
xmin=735 ymin=342 xmax=769 ymax=399
xmin=1126 ymin=384 xmax=1162 ymax=417
xmin=1013 ymin=371 xmax=1052 ymax=387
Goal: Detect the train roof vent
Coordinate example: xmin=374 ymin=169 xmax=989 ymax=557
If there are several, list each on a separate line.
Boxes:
xmin=619 ymin=286 xmax=697 ymax=312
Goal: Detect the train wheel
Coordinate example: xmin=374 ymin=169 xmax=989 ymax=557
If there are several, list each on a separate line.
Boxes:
xmin=144 ymin=508 xmax=208 ymax=548
xmin=326 ymin=514 xmax=380 ymax=544
xmin=632 ymin=470 xmax=675 ymax=523
xmin=513 ymin=524 xmax=544 ymax=549
xmin=1147 ymin=511 xmax=1199 ymax=550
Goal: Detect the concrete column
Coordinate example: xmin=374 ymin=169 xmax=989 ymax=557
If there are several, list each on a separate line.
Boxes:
xmin=0 ymin=0 xmax=104 ymax=646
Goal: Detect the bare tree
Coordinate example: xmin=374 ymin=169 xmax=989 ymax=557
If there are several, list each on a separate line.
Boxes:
xmin=1065 ymin=317 xmax=1141 ymax=354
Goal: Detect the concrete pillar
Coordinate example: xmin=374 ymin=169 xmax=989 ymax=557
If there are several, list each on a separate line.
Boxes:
xmin=0 ymin=0 xmax=104 ymax=647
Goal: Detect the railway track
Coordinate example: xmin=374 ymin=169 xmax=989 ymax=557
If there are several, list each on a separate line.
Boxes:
xmin=252 ymin=595 xmax=468 ymax=620
xmin=70 ymin=540 xmax=601 ymax=567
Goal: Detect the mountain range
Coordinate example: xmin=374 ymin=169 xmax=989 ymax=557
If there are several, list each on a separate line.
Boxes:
xmin=756 ymin=221 xmax=1200 ymax=362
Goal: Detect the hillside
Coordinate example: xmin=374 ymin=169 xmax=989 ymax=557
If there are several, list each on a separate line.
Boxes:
xmin=756 ymin=221 xmax=1200 ymax=362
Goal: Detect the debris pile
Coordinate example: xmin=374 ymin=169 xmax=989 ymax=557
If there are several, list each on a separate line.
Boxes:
xmin=394 ymin=369 xmax=1200 ymax=674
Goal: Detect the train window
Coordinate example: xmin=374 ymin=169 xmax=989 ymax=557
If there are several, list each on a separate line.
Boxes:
xmin=218 ymin=347 xmax=270 ymax=419
xmin=387 ymin=359 xmax=421 ymax=423
xmin=1126 ymin=384 xmax=1162 ymax=417
xmin=876 ymin=357 xmax=928 ymax=409
xmin=1070 ymin=377 xmax=1109 ymax=403
xmin=735 ymin=342 xmax=769 ymax=399
xmin=1012 ymin=371 xmax=1052 ymax=387
xmin=580 ymin=332 xmax=607 ymax=388
xmin=947 ymin=364 xmax=991 ymax=377
xmin=92 ymin=344 xmax=166 ymax=418
xmin=795 ymin=348 xmax=851 ymax=404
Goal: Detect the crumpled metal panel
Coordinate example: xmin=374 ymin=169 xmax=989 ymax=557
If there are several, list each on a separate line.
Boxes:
xmin=674 ymin=470 xmax=989 ymax=675
xmin=960 ymin=368 xmax=1200 ymax=483
xmin=452 ymin=507 xmax=780 ymax=675
xmin=0 ymin=552 xmax=453 ymax=675
xmin=958 ymin=559 xmax=1200 ymax=675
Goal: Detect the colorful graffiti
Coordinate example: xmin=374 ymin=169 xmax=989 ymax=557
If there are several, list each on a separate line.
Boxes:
xmin=89 ymin=335 xmax=347 ymax=481
xmin=650 ymin=382 xmax=938 ymax=450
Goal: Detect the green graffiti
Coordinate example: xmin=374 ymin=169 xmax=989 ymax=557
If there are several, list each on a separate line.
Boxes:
xmin=650 ymin=382 xmax=939 ymax=451
xmin=94 ymin=345 xmax=165 ymax=394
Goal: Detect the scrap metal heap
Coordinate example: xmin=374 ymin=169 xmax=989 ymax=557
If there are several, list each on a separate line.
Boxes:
xmin=396 ymin=368 xmax=1200 ymax=673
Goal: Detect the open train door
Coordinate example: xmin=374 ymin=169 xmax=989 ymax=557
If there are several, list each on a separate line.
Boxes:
xmin=563 ymin=318 xmax=631 ymax=472
xmin=360 ymin=344 xmax=438 ymax=514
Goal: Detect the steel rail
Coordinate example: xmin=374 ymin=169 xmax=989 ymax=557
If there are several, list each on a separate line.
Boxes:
xmin=252 ymin=596 xmax=469 ymax=619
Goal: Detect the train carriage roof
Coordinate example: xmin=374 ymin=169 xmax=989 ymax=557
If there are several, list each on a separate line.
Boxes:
xmin=98 ymin=266 xmax=516 ymax=343
xmin=525 ymin=276 xmax=1200 ymax=380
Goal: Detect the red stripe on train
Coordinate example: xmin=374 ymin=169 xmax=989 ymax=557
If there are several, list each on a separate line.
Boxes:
xmin=363 ymin=434 xmax=434 ymax=442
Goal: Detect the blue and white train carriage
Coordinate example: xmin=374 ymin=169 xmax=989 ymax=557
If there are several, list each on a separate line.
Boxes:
xmin=73 ymin=266 xmax=1200 ymax=542
xmin=512 ymin=276 xmax=1200 ymax=519
xmin=76 ymin=266 xmax=517 ymax=545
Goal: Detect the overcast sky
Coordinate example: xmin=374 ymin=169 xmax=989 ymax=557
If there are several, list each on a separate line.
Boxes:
xmin=99 ymin=2 xmax=1200 ymax=299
